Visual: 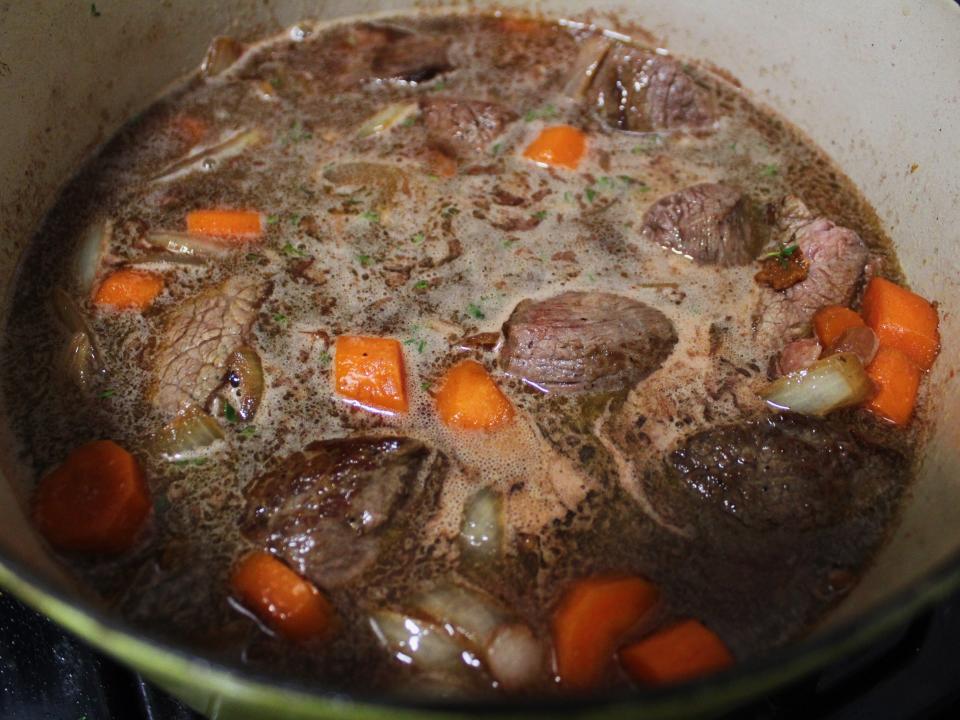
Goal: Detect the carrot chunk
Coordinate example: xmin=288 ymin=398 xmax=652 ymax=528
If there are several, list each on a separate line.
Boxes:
xmin=230 ymin=552 xmax=334 ymax=641
xmin=186 ymin=209 xmax=263 ymax=238
xmin=865 ymin=345 xmax=921 ymax=426
xmin=434 ymin=360 xmax=515 ymax=430
xmin=334 ymin=335 xmax=408 ymax=413
xmin=862 ymin=277 xmax=940 ymax=370
xmin=523 ymin=125 xmax=587 ymax=170
xmin=813 ymin=305 xmax=865 ymax=348
xmin=32 ymin=440 xmax=152 ymax=554
xmin=619 ymin=619 xmax=734 ymax=686
xmin=93 ymin=269 xmax=164 ymax=310
xmin=552 ymin=576 xmax=659 ymax=691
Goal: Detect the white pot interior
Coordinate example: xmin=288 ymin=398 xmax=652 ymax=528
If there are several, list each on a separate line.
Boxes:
xmin=0 ymin=0 xmax=958 ymax=670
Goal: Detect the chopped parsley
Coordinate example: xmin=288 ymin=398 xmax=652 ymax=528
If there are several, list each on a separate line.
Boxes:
xmin=224 ymin=404 xmax=238 ymax=423
xmin=245 ymin=252 xmax=263 ymax=262
xmin=356 ymin=253 xmax=372 ymax=267
xmin=413 ymin=279 xmax=429 ymax=290
xmin=239 ymin=426 xmax=257 ymax=438
xmin=318 ymin=350 xmax=332 ymax=365
xmin=532 ymin=210 xmax=548 ymax=221
xmin=490 ymin=142 xmax=504 ymax=156
xmin=174 ymin=457 xmax=208 ymax=468
xmin=411 ymin=232 xmax=425 ymax=244
xmin=99 ymin=389 xmax=115 ymax=399
xmin=421 ymin=380 xmax=431 ymax=391
xmin=265 ymin=214 xmax=280 ymax=225
xmin=283 ymin=120 xmax=313 ymax=145
xmin=466 ymin=303 xmax=486 ymax=320
xmin=760 ymin=163 xmax=780 ymax=177
xmin=288 ymin=212 xmax=303 ymax=225
xmin=563 ymin=191 xmax=574 ymax=203
xmin=90 ymin=4 xmax=101 ymax=17
xmin=502 ymin=238 xmax=517 ymax=249
xmin=762 ymin=243 xmax=800 ymax=267
xmin=404 ymin=338 xmax=427 ymax=353
xmin=273 ymin=312 xmax=288 ymax=325
xmin=585 ymin=187 xmax=598 ymax=203
xmin=360 ymin=210 xmax=380 ymax=223
xmin=631 ymin=136 xmax=663 ymax=154
xmin=281 ymin=242 xmax=307 ymax=257
xmin=597 ymin=176 xmax=615 ymax=188
xmin=523 ymin=104 xmax=558 ymax=122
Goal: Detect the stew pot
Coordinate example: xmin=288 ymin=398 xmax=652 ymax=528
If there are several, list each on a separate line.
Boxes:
xmin=0 ymin=1 xmax=958 ymax=717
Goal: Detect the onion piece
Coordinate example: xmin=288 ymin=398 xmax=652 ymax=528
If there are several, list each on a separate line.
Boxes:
xmin=74 ymin=218 xmax=112 ymax=294
xmin=563 ymin=35 xmax=612 ymax=99
xmin=762 ymin=352 xmax=874 ymax=417
xmin=224 ymin=345 xmax=264 ymax=421
xmin=145 ymin=231 xmax=234 ymax=259
xmin=150 ymin=128 xmax=262 ymax=183
xmin=414 ymin=583 xmax=504 ymax=649
xmin=357 ymin=102 xmax=419 ymax=138
xmin=201 ymin=36 xmax=245 ymax=78
xmin=459 ymin=488 xmax=503 ymax=560
xmin=60 ymin=331 xmax=100 ymax=390
xmin=826 ymin=326 xmax=879 ymax=367
xmin=369 ymin=610 xmax=466 ymax=670
xmin=127 ymin=251 xmax=208 ymax=267
xmin=485 ymin=623 xmax=543 ymax=691
xmin=151 ymin=406 xmax=225 ymax=461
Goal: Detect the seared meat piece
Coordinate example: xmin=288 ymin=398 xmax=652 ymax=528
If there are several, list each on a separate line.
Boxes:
xmin=241 ymin=436 xmax=446 ymax=587
xmin=149 ymin=276 xmax=268 ymax=415
xmin=499 ymin=291 xmax=677 ymax=393
xmin=668 ymin=413 xmax=906 ymax=530
xmin=755 ymin=197 xmax=868 ymax=340
xmin=420 ymin=97 xmax=517 ymax=158
xmin=372 ymin=31 xmax=451 ymax=83
xmin=641 ymin=183 xmax=758 ymax=266
xmin=589 ymin=43 xmax=714 ymax=132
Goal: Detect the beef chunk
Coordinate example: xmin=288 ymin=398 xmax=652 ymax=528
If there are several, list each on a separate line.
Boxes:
xmin=668 ymin=413 xmax=906 ymax=530
xmin=420 ymin=97 xmax=517 ymax=158
xmin=241 ymin=436 xmax=445 ymax=587
xmin=641 ymin=183 xmax=758 ymax=266
xmin=589 ymin=43 xmax=714 ymax=132
xmin=149 ymin=276 xmax=268 ymax=416
xmin=499 ymin=291 xmax=677 ymax=393
xmin=372 ymin=32 xmax=451 ymax=83
xmin=755 ymin=197 xmax=868 ymax=340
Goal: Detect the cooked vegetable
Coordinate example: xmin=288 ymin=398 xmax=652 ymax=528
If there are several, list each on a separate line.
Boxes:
xmin=485 ymin=623 xmax=544 ymax=691
xmin=145 ymin=230 xmax=234 ymax=259
xmin=93 ymin=268 xmax=164 ymax=310
xmin=370 ymin=609 xmax=467 ymax=670
xmin=151 ymin=407 xmax=225 ymax=461
xmin=812 ymin=305 xmax=865 ymax=348
xmin=224 ymin=346 xmax=265 ymax=421
xmin=60 ymin=331 xmax=99 ymax=390
xmin=53 ymin=287 xmax=97 ymax=337
xmin=865 ymin=345 xmax=921 ymax=426
xmin=619 ymin=619 xmax=734 ymax=685
xmin=563 ymin=35 xmax=612 ymax=99
xmin=230 ymin=551 xmax=334 ymax=641
xmin=523 ymin=125 xmax=587 ymax=170
xmin=435 ymin=360 xmax=514 ymax=430
xmin=32 ymin=440 xmax=151 ymax=554
xmin=357 ymin=102 xmax=419 ymax=138
xmin=200 ymin=36 xmax=245 ymax=78
xmin=74 ymin=218 xmax=111 ymax=294
xmin=761 ymin=352 xmax=873 ymax=417
xmin=333 ymin=336 xmax=408 ymax=414
xmin=861 ymin=277 xmax=940 ymax=371
xmin=415 ymin=583 xmax=504 ymax=649
xmin=552 ymin=575 xmax=659 ymax=690
xmin=826 ymin=325 xmax=879 ymax=367
xmin=186 ymin=209 xmax=264 ymax=238
xmin=151 ymin=128 xmax=262 ymax=183
xmin=460 ymin=487 xmax=504 ymax=559
xmin=322 ymin=162 xmax=408 ymax=207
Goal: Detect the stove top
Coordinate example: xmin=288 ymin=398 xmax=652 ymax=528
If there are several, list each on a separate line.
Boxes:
xmin=2 ymin=588 xmax=960 ymax=720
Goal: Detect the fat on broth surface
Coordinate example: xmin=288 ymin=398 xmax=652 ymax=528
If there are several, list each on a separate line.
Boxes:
xmin=1 ymin=11 xmax=923 ymax=695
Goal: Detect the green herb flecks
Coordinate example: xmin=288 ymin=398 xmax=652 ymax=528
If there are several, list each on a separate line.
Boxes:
xmin=282 ymin=120 xmax=313 ymax=146
xmin=523 ymin=104 xmax=558 ymax=122
xmin=356 ymin=253 xmax=373 ymax=268
xmin=413 ymin=279 xmax=429 ymax=290
xmin=265 ymin=214 xmax=280 ymax=225
xmin=532 ymin=210 xmax=548 ymax=221
xmin=318 ymin=350 xmax=331 ymax=366
xmin=490 ymin=142 xmax=504 ymax=156
xmin=360 ymin=210 xmax=380 ymax=223
xmin=239 ymin=426 xmax=257 ymax=438
xmin=585 ymin=187 xmax=598 ymax=203
xmin=411 ymin=232 xmax=425 ymax=244
xmin=99 ymin=389 xmax=115 ymax=399
xmin=762 ymin=243 xmax=800 ymax=268
xmin=273 ymin=312 xmax=288 ymax=325
xmin=90 ymin=4 xmax=101 ymax=17
xmin=759 ymin=163 xmax=780 ymax=178
xmin=224 ymin=404 xmax=238 ymax=423
xmin=466 ymin=303 xmax=486 ymax=320
xmin=281 ymin=242 xmax=307 ymax=257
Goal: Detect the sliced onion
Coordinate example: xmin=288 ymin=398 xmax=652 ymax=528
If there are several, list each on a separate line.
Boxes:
xmin=60 ymin=331 xmax=100 ymax=390
xmin=414 ymin=583 xmax=504 ymax=649
xmin=145 ymin=231 xmax=233 ymax=259
xmin=357 ymin=102 xmax=419 ymax=138
xmin=459 ymin=488 xmax=503 ymax=560
xmin=369 ymin=610 xmax=465 ymax=670
xmin=127 ymin=251 xmax=208 ymax=267
xmin=150 ymin=128 xmax=262 ymax=183
xmin=762 ymin=352 xmax=873 ymax=417
xmin=826 ymin=326 xmax=879 ymax=367
xmin=151 ymin=406 xmax=225 ymax=460
xmin=200 ymin=36 xmax=245 ymax=78
xmin=224 ymin=345 xmax=264 ymax=421
xmin=563 ymin=35 xmax=612 ymax=99
xmin=52 ymin=287 xmax=103 ymax=360
xmin=74 ymin=218 xmax=112 ymax=294
xmin=485 ymin=623 xmax=543 ymax=691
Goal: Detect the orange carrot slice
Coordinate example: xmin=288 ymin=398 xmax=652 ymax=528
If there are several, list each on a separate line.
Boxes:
xmin=334 ymin=336 xmax=408 ymax=413
xmin=862 ymin=277 xmax=940 ymax=370
xmin=619 ymin=619 xmax=734 ymax=685
xmin=93 ymin=269 xmax=164 ymax=311
xmin=865 ymin=345 xmax=921 ymax=426
xmin=553 ymin=575 xmax=659 ymax=690
xmin=435 ymin=360 xmax=515 ymax=430
xmin=186 ymin=209 xmax=263 ymax=238
xmin=812 ymin=305 xmax=865 ymax=348
xmin=32 ymin=440 xmax=152 ymax=554
xmin=523 ymin=125 xmax=587 ymax=170
xmin=230 ymin=552 xmax=334 ymax=641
